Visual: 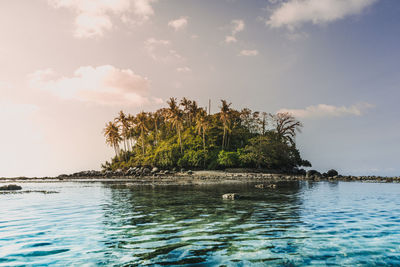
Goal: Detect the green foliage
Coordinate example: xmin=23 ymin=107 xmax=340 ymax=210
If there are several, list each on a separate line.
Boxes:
xmin=217 ymin=150 xmax=239 ymax=167
xmin=102 ymin=97 xmax=311 ymax=172
xmin=178 ymin=149 xmax=206 ymax=168
xmin=152 ymin=140 xmax=181 ymax=169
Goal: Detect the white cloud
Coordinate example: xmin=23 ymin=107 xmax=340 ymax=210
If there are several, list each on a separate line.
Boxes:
xmin=239 ymin=49 xmax=259 ymax=56
xmin=277 ymin=103 xmax=375 ymax=118
xmin=225 ymin=36 xmax=237 ymax=43
xmin=168 ymin=16 xmax=189 ymax=31
xmin=232 ymin=19 xmax=245 ymax=34
xmin=267 ymin=0 xmax=377 ymax=29
xmin=47 ymin=0 xmax=156 ymax=38
xmin=144 ymin=38 xmax=184 ymax=62
xmin=176 ymin=67 xmax=192 ymax=73
xmin=28 ymin=65 xmax=162 ymax=106
xmin=225 ymin=19 xmax=245 ymax=44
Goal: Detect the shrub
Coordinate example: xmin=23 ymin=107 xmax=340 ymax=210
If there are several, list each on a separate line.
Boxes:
xmin=178 ymin=149 xmax=206 ymax=168
xmin=217 ymin=150 xmax=239 ymax=168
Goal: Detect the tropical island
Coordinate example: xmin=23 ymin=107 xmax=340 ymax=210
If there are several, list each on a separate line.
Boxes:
xmin=1 ymin=97 xmax=398 ymax=184
xmin=102 ymin=97 xmax=312 ymax=173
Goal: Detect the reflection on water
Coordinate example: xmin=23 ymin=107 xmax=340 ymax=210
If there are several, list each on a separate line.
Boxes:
xmin=1 ymin=181 xmax=400 ymax=266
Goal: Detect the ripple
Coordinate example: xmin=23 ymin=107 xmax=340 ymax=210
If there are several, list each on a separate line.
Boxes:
xmin=1 ymin=182 xmax=400 ymax=265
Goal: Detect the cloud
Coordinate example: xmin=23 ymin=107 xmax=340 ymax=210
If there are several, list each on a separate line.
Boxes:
xmin=47 ymin=0 xmax=156 ymax=38
xmin=225 ymin=19 xmax=245 ymax=44
xmin=176 ymin=67 xmax=192 ymax=73
xmin=277 ymin=103 xmax=375 ymax=118
xmin=168 ymin=16 xmax=189 ymax=31
xmin=239 ymin=49 xmax=259 ymax=56
xmin=267 ymin=0 xmax=377 ymax=29
xmin=225 ymin=36 xmax=237 ymax=43
xmin=144 ymin=38 xmax=184 ymax=62
xmin=28 ymin=65 xmax=162 ymax=106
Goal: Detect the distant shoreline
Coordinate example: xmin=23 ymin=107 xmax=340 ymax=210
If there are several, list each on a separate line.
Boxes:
xmin=0 ymin=170 xmax=399 ymax=184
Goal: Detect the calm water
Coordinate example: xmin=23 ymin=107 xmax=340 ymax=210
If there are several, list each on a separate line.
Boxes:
xmin=1 ymin=181 xmax=400 ymax=266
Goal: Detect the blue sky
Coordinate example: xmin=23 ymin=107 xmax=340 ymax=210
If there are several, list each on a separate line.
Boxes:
xmin=0 ymin=0 xmax=399 ymax=177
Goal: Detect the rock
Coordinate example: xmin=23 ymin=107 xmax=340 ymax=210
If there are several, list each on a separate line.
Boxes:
xmin=255 ymin=184 xmax=265 ymax=189
xmin=151 ymin=167 xmax=159 ymax=173
xmin=187 ymin=170 xmax=193 ymax=175
xmin=306 ymin=170 xmax=321 ymax=178
xmin=143 ymin=168 xmax=151 ymax=174
xmin=126 ymin=167 xmax=135 ymax=175
xmin=268 ymin=184 xmax=277 ymax=189
xmin=180 ymin=168 xmax=185 ymax=173
xmin=327 ymin=169 xmax=339 ymax=177
xmin=0 ymin=184 xmax=22 ymax=191
xmin=222 ymin=193 xmax=240 ymax=200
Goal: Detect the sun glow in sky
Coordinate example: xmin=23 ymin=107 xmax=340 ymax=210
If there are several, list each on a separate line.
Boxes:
xmin=0 ymin=0 xmax=399 ymax=177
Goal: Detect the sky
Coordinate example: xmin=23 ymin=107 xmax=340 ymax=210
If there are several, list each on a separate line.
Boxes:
xmin=0 ymin=0 xmax=399 ymax=177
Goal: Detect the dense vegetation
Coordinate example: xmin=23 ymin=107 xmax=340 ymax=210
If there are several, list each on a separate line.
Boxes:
xmin=102 ymin=97 xmax=311 ymax=172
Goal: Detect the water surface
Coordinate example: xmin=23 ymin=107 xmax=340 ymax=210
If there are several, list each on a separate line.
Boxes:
xmin=1 ymin=181 xmax=400 ymax=266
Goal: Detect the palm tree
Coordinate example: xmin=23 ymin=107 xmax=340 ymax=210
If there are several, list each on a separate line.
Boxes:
xmin=103 ymin=121 xmax=122 ymax=157
xmin=273 ymin=112 xmax=303 ymax=146
xmin=167 ymin=97 xmax=179 ymax=113
xmin=219 ymin=100 xmax=231 ymax=149
xmin=168 ymin=98 xmax=184 ymax=153
xmin=189 ymin=100 xmax=199 ymax=124
xmin=170 ymin=111 xmax=184 ymax=153
xmin=180 ymin=97 xmax=192 ymax=125
xmin=152 ymin=111 xmax=161 ymax=145
xmin=127 ymin=114 xmax=136 ymax=149
xmin=136 ymin=112 xmax=148 ymax=155
xmin=115 ymin=110 xmax=130 ymax=152
xmin=261 ymin=112 xmax=268 ymax=135
xmin=195 ymin=108 xmax=209 ymax=166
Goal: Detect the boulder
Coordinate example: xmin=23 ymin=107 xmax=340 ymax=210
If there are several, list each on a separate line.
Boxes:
xmin=222 ymin=193 xmax=240 ymax=200
xmin=151 ymin=167 xmax=159 ymax=173
xmin=187 ymin=170 xmax=193 ymax=175
xmin=255 ymin=184 xmax=265 ymax=189
xmin=143 ymin=168 xmax=151 ymax=174
xmin=0 ymin=184 xmax=22 ymax=191
xmin=327 ymin=169 xmax=339 ymax=177
xmin=306 ymin=170 xmax=321 ymax=178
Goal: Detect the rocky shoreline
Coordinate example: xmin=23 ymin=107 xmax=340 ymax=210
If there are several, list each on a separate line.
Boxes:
xmin=0 ymin=168 xmax=399 ymax=185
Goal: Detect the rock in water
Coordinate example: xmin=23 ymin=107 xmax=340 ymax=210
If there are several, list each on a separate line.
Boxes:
xmin=255 ymin=184 xmax=265 ymax=189
xmin=222 ymin=193 xmax=240 ymax=200
xmin=0 ymin=184 xmax=22 ymax=191
xmin=327 ymin=169 xmax=339 ymax=177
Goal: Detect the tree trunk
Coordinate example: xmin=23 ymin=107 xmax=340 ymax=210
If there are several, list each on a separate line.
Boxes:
xmin=203 ymin=129 xmax=206 ymax=168
xmin=141 ymin=130 xmax=145 ymax=155
xmin=222 ymin=127 xmax=226 ymax=149
xmin=114 ymin=145 xmax=118 ymax=157
xmin=155 ymin=122 xmax=158 ymax=145
xmin=178 ymin=129 xmax=183 ymax=153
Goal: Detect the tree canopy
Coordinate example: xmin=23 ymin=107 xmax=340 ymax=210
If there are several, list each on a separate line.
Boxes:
xmin=102 ymin=98 xmax=311 ymax=172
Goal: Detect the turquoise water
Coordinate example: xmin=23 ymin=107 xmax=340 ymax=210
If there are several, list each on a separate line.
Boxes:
xmin=1 ymin=181 xmax=400 ymax=266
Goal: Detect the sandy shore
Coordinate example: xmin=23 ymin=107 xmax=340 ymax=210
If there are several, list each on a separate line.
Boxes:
xmin=0 ymin=170 xmax=399 ymax=185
